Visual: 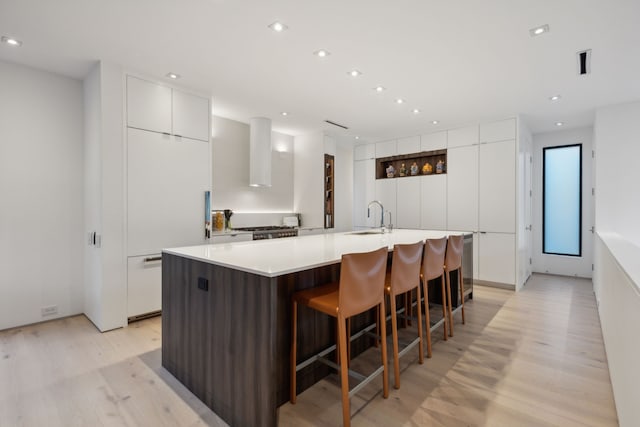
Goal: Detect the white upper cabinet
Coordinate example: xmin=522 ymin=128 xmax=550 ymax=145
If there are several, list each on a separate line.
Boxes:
xmin=421 ymin=131 xmax=447 ymax=152
xmin=447 ymin=125 xmax=479 ymax=148
xmin=375 ymin=140 xmax=397 ymax=158
xmin=479 ymin=140 xmax=516 ymax=233
xmin=126 ymin=75 xmax=210 ymax=142
xmin=396 ymin=136 xmax=421 ymax=155
xmin=172 ymin=89 xmax=210 ymax=142
xmin=127 ymin=76 xmax=172 ymax=134
xmin=420 ymin=174 xmax=447 ymax=230
xmin=354 ymin=143 xmax=375 ymax=160
xmin=479 ymin=118 xmax=516 ymax=143
xmin=446 ymin=145 xmax=478 ymax=231
xmin=396 ymin=176 xmax=421 ymax=229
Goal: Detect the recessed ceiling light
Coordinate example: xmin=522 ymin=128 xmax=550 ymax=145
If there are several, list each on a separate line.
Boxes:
xmin=355 ymin=136 xmax=360 ymax=140
xmin=374 ymin=86 xmax=386 ymax=92
xmin=166 ymin=72 xmax=180 ymax=79
xmin=281 ymin=112 xmax=288 ymax=116
xmin=314 ymin=49 xmax=330 ymax=58
xmin=1 ymin=36 xmax=22 ymax=47
xmin=268 ymin=21 xmax=288 ymax=32
xmin=555 ymin=121 xmax=564 ymax=127
xmin=348 ymin=70 xmax=362 ymax=77
xmin=396 ymin=98 xmax=404 ymax=104
xmin=431 ymin=120 xmax=439 ymax=125
xmin=549 ymin=95 xmax=561 ymax=101
xmin=529 ymin=24 xmax=550 ymax=37
xmin=412 ymin=109 xmax=421 ymax=114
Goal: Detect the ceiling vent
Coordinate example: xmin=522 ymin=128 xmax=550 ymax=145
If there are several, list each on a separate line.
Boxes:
xmin=249 ymin=117 xmax=272 ymax=187
xmin=325 ymin=120 xmax=349 ymax=130
xmin=577 ymin=49 xmax=592 ymax=75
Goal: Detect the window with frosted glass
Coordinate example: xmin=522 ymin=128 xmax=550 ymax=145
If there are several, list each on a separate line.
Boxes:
xmin=543 ymin=144 xmax=582 ymax=256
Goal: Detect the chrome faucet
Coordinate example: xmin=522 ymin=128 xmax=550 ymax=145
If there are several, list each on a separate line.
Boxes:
xmin=367 ymin=200 xmax=385 ymax=230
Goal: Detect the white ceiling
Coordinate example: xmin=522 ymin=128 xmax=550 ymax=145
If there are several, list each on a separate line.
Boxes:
xmin=1 ymin=0 xmax=639 ymax=141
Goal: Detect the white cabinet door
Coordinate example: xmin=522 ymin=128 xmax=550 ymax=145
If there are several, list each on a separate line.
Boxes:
xmin=126 ymin=76 xmax=172 ymax=134
xmin=298 ymin=228 xmax=325 ymax=236
xmin=374 ymin=178 xmax=396 ymax=228
xmin=421 ymin=131 xmax=447 ymax=152
xmin=479 ymin=232 xmax=515 ymax=285
xmin=420 ymin=174 xmax=447 ymax=230
xmin=127 ymin=254 xmax=162 ymax=317
xmin=354 ymin=144 xmax=375 ymax=160
xmin=447 ymin=145 xmax=478 ymax=231
xmin=396 ymin=176 xmax=421 ymax=229
xmin=375 ymin=140 xmax=397 ymax=158
xmin=479 ymin=140 xmax=516 ymax=233
xmin=480 ymin=118 xmax=516 ymax=143
xmin=447 ymin=125 xmax=478 ymax=148
xmin=353 ymin=159 xmax=376 ymax=227
xmin=397 ymin=136 xmax=420 ymax=155
xmin=209 ymin=233 xmax=253 ymax=244
xmin=127 ymin=128 xmax=210 ymax=256
xmin=172 ymin=89 xmax=210 ymax=142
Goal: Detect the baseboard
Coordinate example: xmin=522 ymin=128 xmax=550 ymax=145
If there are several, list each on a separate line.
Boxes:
xmin=473 ymin=280 xmax=516 ymax=290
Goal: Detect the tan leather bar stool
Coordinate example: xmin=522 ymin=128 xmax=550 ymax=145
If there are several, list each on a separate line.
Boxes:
xmin=444 ymin=234 xmax=465 ymax=337
xmin=421 ymin=237 xmax=449 ymax=356
xmin=290 ymin=247 xmax=389 ymax=427
xmin=385 ymin=241 xmax=424 ymax=389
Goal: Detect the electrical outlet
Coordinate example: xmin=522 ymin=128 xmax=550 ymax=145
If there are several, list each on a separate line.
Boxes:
xmin=41 ymin=305 xmax=58 ymax=317
xmin=197 ymin=277 xmax=209 ymax=291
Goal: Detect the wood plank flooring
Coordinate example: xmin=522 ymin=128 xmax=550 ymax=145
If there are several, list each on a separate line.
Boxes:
xmin=0 ymin=274 xmax=618 ymax=426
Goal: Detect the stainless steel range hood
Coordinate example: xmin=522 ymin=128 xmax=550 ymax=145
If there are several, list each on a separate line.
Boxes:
xmin=249 ymin=117 xmax=272 ymax=187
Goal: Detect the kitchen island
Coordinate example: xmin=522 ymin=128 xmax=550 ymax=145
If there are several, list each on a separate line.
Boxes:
xmin=162 ymin=229 xmax=471 ymax=427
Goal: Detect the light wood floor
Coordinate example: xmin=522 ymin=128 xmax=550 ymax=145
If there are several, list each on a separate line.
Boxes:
xmin=0 ymin=274 xmax=618 ymax=426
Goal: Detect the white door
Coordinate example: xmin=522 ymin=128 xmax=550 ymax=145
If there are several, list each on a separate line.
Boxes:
xmin=127 ymin=128 xmax=210 ymax=256
xmin=447 ymin=145 xmax=478 ymax=231
xmin=396 ymin=176 xmax=421 ymax=228
xmin=353 ymin=159 xmax=376 ymax=228
xmin=374 ymin=178 xmax=396 ymax=228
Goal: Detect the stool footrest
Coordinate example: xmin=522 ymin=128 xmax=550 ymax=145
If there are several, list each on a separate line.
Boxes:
xmin=397 ymin=336 xmax=421 ymax=359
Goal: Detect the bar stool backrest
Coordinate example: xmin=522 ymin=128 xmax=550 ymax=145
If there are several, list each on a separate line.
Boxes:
xmin=389 ymin=242 xmax=424 ymax=296
xmin=338 ymin=247 xmax=388 ymax=318
xmin=445 ymin=235 xmax=464 ymax=272
xmin=423 ymin=237 xmax=447 ymax=281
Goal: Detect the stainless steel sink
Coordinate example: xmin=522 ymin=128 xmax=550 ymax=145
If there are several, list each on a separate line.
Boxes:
xmin=350 ymin=230 xmax=385 ymax=235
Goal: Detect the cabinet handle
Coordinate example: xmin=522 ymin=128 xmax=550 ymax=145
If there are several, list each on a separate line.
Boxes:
xmin=479 ymin=231 xmax=487 ymax=234
xmin=162 ymin=132 xmax=171 ymax=136
xmin=174 ymin=134 xmax=182 ymax=138
xmin=144 ymin=256 xmax=162 ymax=263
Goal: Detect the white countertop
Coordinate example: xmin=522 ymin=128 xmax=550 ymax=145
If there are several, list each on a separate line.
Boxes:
xmin=164 ymin=229 xmax=470 ymax=278
xmin=209 ymin=230 xmax=253 ymax=237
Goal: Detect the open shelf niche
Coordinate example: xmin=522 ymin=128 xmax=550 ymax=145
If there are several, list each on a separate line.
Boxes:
xmin=324 ymin=153 xmax=334 ymax=228
xmin=376 ymin=149 xmax=447 ymax=179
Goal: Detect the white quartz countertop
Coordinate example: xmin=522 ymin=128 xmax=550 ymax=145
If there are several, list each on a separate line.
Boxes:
xmin=164 ymin=229 xmax=470 ymax=278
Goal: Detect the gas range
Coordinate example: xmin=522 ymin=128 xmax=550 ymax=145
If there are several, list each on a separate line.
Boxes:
xmin=233 ymin=226 xmax=298 ymax=240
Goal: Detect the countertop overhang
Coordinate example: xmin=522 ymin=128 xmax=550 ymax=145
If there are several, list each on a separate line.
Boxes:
xmin=164 ymin=229 xmax=470 ymax=278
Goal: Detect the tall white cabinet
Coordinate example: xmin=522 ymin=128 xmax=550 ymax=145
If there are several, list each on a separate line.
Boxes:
xmin=353 ymin=117 xmax=527 ymax=290
xmin=125 ymin=75 xmax=210 ymax=319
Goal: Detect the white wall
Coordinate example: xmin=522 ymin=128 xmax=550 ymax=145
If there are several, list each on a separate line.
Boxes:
xmin=212 ymin=116 xmax=294 ymax=212
xmin=531 ymin=127 xmax=594 ymax=278
xmin=594 ymin=101 xmax=640 ymax=245
xmin=83 ymin=61 xmax=126 ymax=332
xmin=0 ymin=60 xmax=84 ymax=330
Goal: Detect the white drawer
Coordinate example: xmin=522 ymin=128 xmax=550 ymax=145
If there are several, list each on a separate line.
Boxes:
xmin=127 ymin=254 xmax=162 ymax=318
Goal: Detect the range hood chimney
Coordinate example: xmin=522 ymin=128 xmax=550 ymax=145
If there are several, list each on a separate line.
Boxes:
xmin=249 ymin=117 xmax=272 ymax=187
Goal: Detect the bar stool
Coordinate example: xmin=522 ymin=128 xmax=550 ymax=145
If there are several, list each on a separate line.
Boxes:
xmin=421 ymin=237 xmax=449 ymax=357
xmin=385 ymin=241 xmax=424 ymax=389
xmin=445 ymin=234 xmax=465 ymax=337
xmin=290 ymin=247 xmax=389 ymax=427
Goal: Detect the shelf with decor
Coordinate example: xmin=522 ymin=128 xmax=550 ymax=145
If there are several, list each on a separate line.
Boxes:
xmin=376 ymin=149 xmax=447 ymax=179
xmin=324 ymin=154 xmax=334 ymax=228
